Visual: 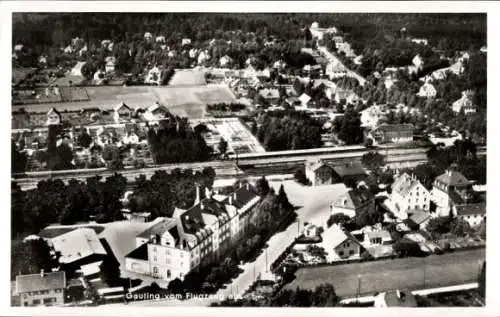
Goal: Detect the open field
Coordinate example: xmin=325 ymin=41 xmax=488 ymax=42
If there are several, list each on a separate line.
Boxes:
xmin=169 ymin=69 xmax=206 ymax=86
xmin=286 ymin=248 xmax=485 ymax=298
xmin=12 ymin=84 xmax=236 ymax=119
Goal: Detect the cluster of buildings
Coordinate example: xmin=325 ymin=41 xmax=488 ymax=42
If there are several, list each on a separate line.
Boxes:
xmin=304 ymin=164 xmax=485 ymax=262
xmin=125 ymin=183 xmax=261 ymax=282
xmin=14 ymin=227 xmax=119 ymax=307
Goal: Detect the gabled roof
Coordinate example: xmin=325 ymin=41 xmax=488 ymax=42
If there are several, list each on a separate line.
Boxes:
xmin=324 ymin=225 xmax=359 ymax=249
xmin=408 ymin=210 xmax=431 ymax=225
xmin=455 ymin=203 xmax=486 ymax=216
xmin=392 ymin=173 xmax=425 ymax=197
xmin=365 ymin=230 xmax=392 ymax=241
xmin=298 ymin=93 xmax=311 ymax=105
xmin=222 ymin=184 xmax=260 ymax=209
xmin=50 ymin=228 xmax=107 ymax=264
xmin=16 ymin=271 xmax=66 ymax=294
xmin=332 ymin=163 xmax=366 ymax=178
xmin=334 ymin=187 xmax=374 ymax=210
xmin=114 ymin=102 xmax=131 ymax=112
xmin=435 ymin=170 xmax=469 ymax=187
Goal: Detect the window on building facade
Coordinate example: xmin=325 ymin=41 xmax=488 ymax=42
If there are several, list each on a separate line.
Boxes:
xmin=153 ymin=267 xmax=158 ymax=274
xmin=167 ymin=270 xmax=171 ymax=278
xmin=153 ymin=247 xmax=157 ymax=252
xmin=339 ymin=251 xmax=344 ymax=256
xmin=349 ymin=250 xmax=355 ymax=255
xmin=180 ymin=253 xmax=184 ymax=258
xmin=33 ymin=299 xmax=40 ymax=305
xmin=154 ymin=256 xmax=157 ymax=262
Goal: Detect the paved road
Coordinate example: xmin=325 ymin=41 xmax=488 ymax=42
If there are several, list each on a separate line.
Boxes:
xmin=119 ymin=181 xmax=347 ymax=306
xmin=215 ymin=182 xmax=348 ymax=299
xmin=287 ymin=248 xmax=485 ymax=298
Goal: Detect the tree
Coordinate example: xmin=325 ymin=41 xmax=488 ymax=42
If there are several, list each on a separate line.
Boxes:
xmin=218 ymin=138 xmax=228 ymax=156
xmin=333 ymin=105 xmax=363 ymax=145
xmin=11 ymin=238 xmax=55 ymax=280
xmin=102 ymin=145 xmax=123 ymax=170
xmin=327 ymin=213 xmax=351 ymax=227
xmin=361 ymin=151 xmax=385 ymax=172
xmin=294 ymin=169 xmax=309 ymax=185
xmin=77 ymin=129 xmax=93 ymax=148
xmin=11 ymin=140 xmax=27 ymax=173
xmin=255 ymin=176 xmax=270 ymax=196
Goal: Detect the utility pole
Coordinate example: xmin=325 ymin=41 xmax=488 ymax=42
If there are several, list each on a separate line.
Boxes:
xmin=357 ymin=274 xmax=361 ymax=300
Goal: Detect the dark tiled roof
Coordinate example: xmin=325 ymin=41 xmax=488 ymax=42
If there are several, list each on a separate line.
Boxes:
xmin=348 ymin=187 xmax=375 ymax=208
xmin=455 ymin=203 xmax=486 ymax=216
xmin=137 ymin=219 xmax=176 ymax=239
xmin=125 ymin=243 xmax=148 ymax=260
xmin=409 ymin=210 xmax=430 ymax=225
xmin=181 ymin=206 xmax=206 ymax=235
xmin=168 ymin=226 xmax=180 ymax=246
xmin=333 ymin=163 xmax=367 ymax=178
xmin=16 ymin=271 xmax=66 ymax=294
xmin=223 ymin=185 xmax=259 ymax=209
xmin=375 ymin=124 xmax=414 ymax=133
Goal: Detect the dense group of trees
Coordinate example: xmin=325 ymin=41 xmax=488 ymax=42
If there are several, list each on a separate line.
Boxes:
xmin=11 ymin=238 xmax=56 ymax=280
xmin=256 ymin=110 xmax=323 ymax=151
xmin=425 ymin=215 xmax=475 ymax=239
xmin=147 ymin=117 xmax=212 ymax=164
xmin=129 ymin=167 xmax=216 ymax=218
xmin=333 ymin=104 xmax=363 ymax=145
xmin=11 ymin=174 xmax=127 ymax=238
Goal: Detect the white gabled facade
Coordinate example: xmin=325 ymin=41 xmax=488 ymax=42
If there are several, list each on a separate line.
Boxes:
xmin=390 ymin=173 xmax=431 ymax=214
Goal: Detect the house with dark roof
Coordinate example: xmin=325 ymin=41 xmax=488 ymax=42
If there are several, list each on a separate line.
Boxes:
xmin=332 ymin=162 xmax=368 ymax=185
xmin=258 ymin=88 xmax=281 ymax=104
xmin=405 ymin=209 xmax=431 ymax=230
xmin=431 ymin=168 xmax=475 ymax=216
xmin=453 ymin=202 xmax=485 ymax=227
xmin=16 ymin=270 xmax=66 ymax=307
xmin=330 ymin=186 xmax=375 ymax=218
xmin=305 ymin=160 xmax=334 ymax=186
xmin=370 ymin=124 xmax=414 ymax=144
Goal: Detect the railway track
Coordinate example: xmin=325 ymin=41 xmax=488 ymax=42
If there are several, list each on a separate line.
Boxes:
xmin=12 ymin=145 xmax=486 ymax=190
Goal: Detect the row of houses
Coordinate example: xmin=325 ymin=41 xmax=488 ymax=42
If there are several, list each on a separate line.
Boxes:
xmin=328 ymin=168 xmax=485 ymax=230
xmin=125 ymin=183 xmax=262 ymax=282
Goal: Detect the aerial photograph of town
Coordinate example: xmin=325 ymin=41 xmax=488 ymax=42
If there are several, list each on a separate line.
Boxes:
xmin=10 ymin=11 xmax=487 ymax=309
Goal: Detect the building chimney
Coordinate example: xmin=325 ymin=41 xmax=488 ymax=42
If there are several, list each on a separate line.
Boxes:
xmin=40 ymin=269 xmax=45 ymax=277
xmin=246 ymin=183 xmax=250 ymax=190
xmin=200 ymin=202 xmax=205 ymax=210
xmin=205 ymin=187 xmax=212 ymax=199
xmin=233 ymin=192 xmax=237 ymax=201
xmin=228 ymin=195 xmax=233 ymax=205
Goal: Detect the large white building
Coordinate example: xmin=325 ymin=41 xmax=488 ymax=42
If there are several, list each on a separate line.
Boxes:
xmin=431 ymin=169 xmax=474 ymax=216
xmin=125 ymin=184 xmax=261 ymax=281
xmin=390 ymin=172 xmax=431 ymax=214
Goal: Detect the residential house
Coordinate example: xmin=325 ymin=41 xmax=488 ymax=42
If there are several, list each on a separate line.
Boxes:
xmin=305 ymin=160 xmax=334 ymax=186
xmin=452 ymin=202 xmax=485 ymax=227
xmin=144 ymin=32 xmax=153 ymax=41
xmin=330 ymin=186 xmax=375 ymax=219
xmin=145 ymin=66 xmax=162 ymax=85
xmin=298 ymin=93 xmax=313 ymax=108
xmin=258 ymin=88 xmax=280 ymax=104
xmin=364 ymin=230 xmax=392 ymax=246
xmin=390 ymin=172 xmax=431 ymax=214
xmin=353 ymin=55 xmax=363 ymax=65
xmin=360 ymin=105 xmax=385 ymax=129
xmin=93 ymin=70 xmax=106 ymax=85
xmin=48 ymin=228 xmax=107 ymax=270
xmin=70 ymin=61 xmax=86 ymax=77
xmin=323 ymin=224 xmax=362 ymax=260
xmin=452 ymin=90 xmax=477 ymax=114
xmin=326 ymin=61 xmax=348 ymax=79
xmin=220 ymin=55 xmax=234 ymax=68
xmin=45 ymin=107 xmax=62 ymax=126
xmin=405 ymin=209 xmax=431 ymax=231
xmin=411 ymin=38 xmax=429 ymax=46
xmin=14 ymin=44 xmax=24 ymax=52
xmin=113 ymin=102 xmax=132 ymax=124
xmin=16 ymin=271 xmax=66 ymax=307
xmin=371 ymin=124 xmax=414 ymax=144
xmin=412 ymin=54 xmax=424 ymax=70
xmin=332 ymin=163 xmax=368 ymax=185
xmin=304 ymin=224 xmax=321 ymax=238
xmin=144 ymin=102 xmax=169 ymax=122
xmin=334 ymin=89 xmax=360 ymax=105
xmin=431 ymin=168 xmax=474 ymax=216
xmin=181 ymin=38 xmax=192 ymax=46
xmin=156 ymin=36 xmax=166 ymax=43
xmin=272 ymin=60 xmax=286 ymax=70
xmin=417 ymin=82 xmax=437 ymax=98
xmin=480 ymin=46 xmax=487 ymax=53
xmin=309 ymin=22 xmax=338 ymax=41
xmin=374 ymin=289 xmax=417 ymax=307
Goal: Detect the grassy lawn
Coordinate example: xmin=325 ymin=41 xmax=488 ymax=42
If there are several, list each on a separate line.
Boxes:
xmin=286 ymin=248 xmax=485 ymax=298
